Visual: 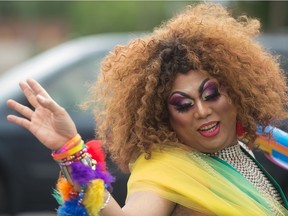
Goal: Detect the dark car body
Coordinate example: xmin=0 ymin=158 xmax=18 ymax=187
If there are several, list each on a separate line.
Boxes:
xmin=0 ymin=33 xmax=287 ymax=215
xmin=0 ymin=32 xmax=145 ymax=214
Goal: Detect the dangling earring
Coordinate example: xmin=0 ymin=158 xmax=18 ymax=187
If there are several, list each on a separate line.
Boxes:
xmin=236 ymin=120 xmax=245 ymax=137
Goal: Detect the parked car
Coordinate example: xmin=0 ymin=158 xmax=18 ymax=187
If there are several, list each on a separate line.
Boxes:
xmin=0 ymin=32 xmax=287 ymax=215
xmin=0 ymin=32 xmax=145 ymax=215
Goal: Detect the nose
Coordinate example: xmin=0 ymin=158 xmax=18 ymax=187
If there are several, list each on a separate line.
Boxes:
xmin=193 ymin=101 xmax=212 ymax=119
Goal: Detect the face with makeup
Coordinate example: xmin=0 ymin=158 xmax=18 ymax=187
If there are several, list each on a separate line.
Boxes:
xmin=167 ymin=70 xmax=238 ymax=153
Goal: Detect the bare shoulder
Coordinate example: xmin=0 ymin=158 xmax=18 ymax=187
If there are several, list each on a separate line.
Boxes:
xmin=123 ymin=191 xmax=176 ymax=216
xmin=172 ymin=205 xmax=208 ymax=216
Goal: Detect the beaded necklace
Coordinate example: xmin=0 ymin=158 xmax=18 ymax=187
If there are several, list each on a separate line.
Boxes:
xmin=211 ymin=143 xmax=284 ymax=215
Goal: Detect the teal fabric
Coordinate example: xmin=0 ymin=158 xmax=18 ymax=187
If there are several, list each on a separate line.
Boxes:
xmin=202 ymin=154 xmax=272 ymax=212
xmin=205 ymin=147 xmax=288 ymax=210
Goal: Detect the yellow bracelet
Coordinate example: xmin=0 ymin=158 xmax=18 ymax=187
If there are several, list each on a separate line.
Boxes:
xmin=55 ymin=134 xmax=82 ymax=154
xmin=52 ymin=140 xmax=84 ymax=161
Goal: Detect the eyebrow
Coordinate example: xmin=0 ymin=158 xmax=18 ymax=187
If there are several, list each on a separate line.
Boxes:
xmin=198 ymin=78 xmax=210 ymax=94
xmin=169 ymin=78 xmax=211 ymax=99
xmin=169 ymin=91 xmax=192 ymax=99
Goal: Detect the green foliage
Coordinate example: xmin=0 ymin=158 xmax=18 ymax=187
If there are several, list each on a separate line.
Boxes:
xmin=229 ymin=1 xmax=270 ymax=29
xmin=0 ymin=1 xmax=192 ymax=37
xmin=66 ymin=1 xmax=167 ymax=36
xmin=228 ymin=1 xmax=288 ymax=32
xmin=1 ymin=1 xmax=286 ymax=36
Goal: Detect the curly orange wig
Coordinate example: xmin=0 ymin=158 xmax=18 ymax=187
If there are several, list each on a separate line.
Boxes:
xmin=89 ymin=3 xmax=288 ymax=171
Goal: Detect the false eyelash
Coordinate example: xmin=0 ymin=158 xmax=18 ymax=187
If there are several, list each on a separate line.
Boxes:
xmin=203 ymin=91 xmax=220 ymax=101
xmin=175 ymin=103 xmax=192 ymax=113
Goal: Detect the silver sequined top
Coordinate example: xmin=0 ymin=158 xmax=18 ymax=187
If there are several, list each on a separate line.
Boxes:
xmin=214 ymin=143 xmax=284 ymax=215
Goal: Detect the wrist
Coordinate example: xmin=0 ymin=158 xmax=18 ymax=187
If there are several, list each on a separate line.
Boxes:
xmin=52 ymin=134 xmax=82 ymax=160
xmin=53 ymin=140 xmax=115 ymax=215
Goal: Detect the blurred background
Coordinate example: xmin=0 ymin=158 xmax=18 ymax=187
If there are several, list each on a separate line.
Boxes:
xmin=0 ymin=1 xmax=288 ymax=74
xmin=1 ymin=1 xmax=288 ymax=215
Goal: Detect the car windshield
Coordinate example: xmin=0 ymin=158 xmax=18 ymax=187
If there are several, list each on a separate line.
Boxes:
xmin=44 ymin=55 xmax=102 ymax=112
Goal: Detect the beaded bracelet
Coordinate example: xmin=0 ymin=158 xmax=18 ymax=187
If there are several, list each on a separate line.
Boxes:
xmin=100 ymin=191 xmax=111 ymax=211
xmin=58 ymin=148 xmax=89 ymax=166
xmin=52 ymin=139 xmax=115 ymax=216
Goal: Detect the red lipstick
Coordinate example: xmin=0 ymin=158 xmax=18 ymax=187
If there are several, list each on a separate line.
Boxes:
xmin=198 ymin=121 xmax=220 ymax=137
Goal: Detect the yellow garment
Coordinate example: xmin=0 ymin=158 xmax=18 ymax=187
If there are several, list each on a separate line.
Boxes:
xmin=127 ymin=146 xmax=287 ymax=215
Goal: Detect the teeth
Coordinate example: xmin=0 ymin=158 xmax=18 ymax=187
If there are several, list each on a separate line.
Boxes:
xmin=200 ymin=123 xmax=217 ymax=131
xmin=205 ymin=127 xmax=216 ymax=133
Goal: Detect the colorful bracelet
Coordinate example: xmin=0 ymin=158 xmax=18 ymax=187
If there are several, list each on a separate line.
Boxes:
xmin=100 ymin=191 xmax=111 ymax=211
xmin=59 ymin=152 xmax=98 ymax=185
xmin=55 ymin=134 xmax=82 ymax=154
xmin=52 ymin=139 xmax=115 ymax=216
xmin=52 ymin=140 xmax=85 ymax=161
xmin=58 ymin=148 xmax=89 ymax=166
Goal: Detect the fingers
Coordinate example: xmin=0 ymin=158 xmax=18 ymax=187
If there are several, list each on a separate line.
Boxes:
xmin=27 ymin=79 xmax=51 ymax=99
xmin=21 ymin=79 xmax=63 ymax=114
xmin=8 ymin=79 xmax=63 ymax=115
xmin=6 ymin=114 xmax=31 ymax=131
xmin=36 ymin=94 xmax=64 ymax=114
xmin=7 ymin=99 xmax=33 ymax=119
xmin=19 ymin=81 xmax=40 ymax=109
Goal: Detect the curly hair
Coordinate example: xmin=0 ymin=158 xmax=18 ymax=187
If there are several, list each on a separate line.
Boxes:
xmin=88 ymin=3 xmax=288 ymax=172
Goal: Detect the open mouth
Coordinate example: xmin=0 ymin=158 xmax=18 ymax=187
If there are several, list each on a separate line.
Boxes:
xmin=198 ymin=122 xmax=220 ymax=137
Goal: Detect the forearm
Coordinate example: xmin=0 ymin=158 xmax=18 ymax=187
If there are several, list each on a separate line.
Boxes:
xmin=6 ymin=79 xmax=125 ymax=215
xmin=100 ymin=196 xmax=125 ymax=216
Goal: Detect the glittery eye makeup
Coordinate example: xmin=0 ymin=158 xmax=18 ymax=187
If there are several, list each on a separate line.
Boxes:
xmin=169 ymin=92 xmax=194 ymax=113
xmin=168 ymin=79 xmax=220 ymax=113
xmin=201 ymin=80 xmax=220 ymax=101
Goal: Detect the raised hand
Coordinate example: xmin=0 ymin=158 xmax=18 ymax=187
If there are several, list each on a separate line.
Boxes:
xmin=7 ymin=79 xmax=78 ymax=150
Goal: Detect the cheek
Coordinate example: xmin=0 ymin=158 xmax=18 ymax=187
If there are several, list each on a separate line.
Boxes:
xmin=168 ymin=109 xmax=191 ymax=128
xmin=221 ymin=103 xmax=235 ymax=113
xmin=217 ymin=97 xmax=237 ymax=119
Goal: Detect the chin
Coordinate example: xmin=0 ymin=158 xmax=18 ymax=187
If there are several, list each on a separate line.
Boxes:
xmin=199 ymin=144 xmax=225 ymax=153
